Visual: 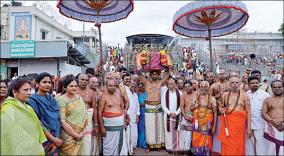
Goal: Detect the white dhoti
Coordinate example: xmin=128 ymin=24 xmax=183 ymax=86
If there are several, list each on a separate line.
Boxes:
xmin=81 ymin=108 xmax=100 ymax=155
xmin=245 ymin=133 xmax=255 ymax=155
xmin=126 ymin=122 xmax=138 ymax=155
xmin=102 ymin=115 xmax=127 ymax=155
xmin=145 ymin=103 xmax=164 ymax=149
xmin=212 ymin=116 xmax=222 ymax=153
xmin=246 ymin=128 xmax=270 ymax=155
xmin=265 ymin=123 xmax=284 ymax=156
xmin=164 ymin=119 xmax=179 ymax=152
xmin=179 ymin=117 xmax=192 ymax=152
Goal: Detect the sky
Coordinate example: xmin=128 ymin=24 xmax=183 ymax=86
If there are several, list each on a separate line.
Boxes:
xmin=18 ymin=1 xmax=284 ymax=46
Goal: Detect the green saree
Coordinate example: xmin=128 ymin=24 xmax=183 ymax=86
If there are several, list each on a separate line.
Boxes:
xmin=1 ymin=97 xmax=47 ymax=155
xmin=57 ymin=95 xmax=87 ymax=155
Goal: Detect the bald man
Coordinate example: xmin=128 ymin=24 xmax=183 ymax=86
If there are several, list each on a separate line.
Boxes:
xmin=240 ymin=73 xmax=249 ymax=92
xmin=89 ymin=76 xmax=103 ymax=106
xmin=229 ymin=71 xmax=239 ymax=78
xmin=77 ymin=74 xmax=99 ymax=155
xmin=218 ymin=77 xmax=252 ymax=155
xmin=209 ymin=68 xmax=230 ymax=155
xmin=88 ymin=76 xmax=103 ymax=155
xmin=161 ymin=78 xmax=183 ymax=152
xmin=99 ymin=72 xmax=114 ymax=93
xmin=89 ymin=76 xmax=100 ymax=92
xmin=98 ymin=80 xmax=128 ymax=155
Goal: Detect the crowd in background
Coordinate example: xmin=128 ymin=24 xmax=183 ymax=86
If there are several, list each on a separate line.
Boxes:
xmin=0 ymin=65 xmax=283 ymax=156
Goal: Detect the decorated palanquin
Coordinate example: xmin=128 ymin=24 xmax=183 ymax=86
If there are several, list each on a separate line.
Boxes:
xmin=136 ymin=46 xmax=173 ymax=71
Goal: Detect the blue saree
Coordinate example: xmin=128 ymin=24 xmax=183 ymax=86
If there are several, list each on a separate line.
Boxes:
xmin=27 ymin=93 xmax=61 ymax=156
xmin=137 ymin=92 xmax=147 ymax=149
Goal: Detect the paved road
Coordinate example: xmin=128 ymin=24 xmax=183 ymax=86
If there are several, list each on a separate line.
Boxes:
xmin=133 ymin=148 xmax=192 ymax=155
xmin=133 ymin=148 xmax=172 ymax=156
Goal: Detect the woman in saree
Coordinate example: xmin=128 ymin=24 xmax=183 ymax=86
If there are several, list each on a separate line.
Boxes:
xmin=137 ymin=83 xmax=147 ymax=150
xmin=1 ymin=78 xmax=47 ymax=155
xmin=57 ymin=76 xmax=88 ymax=155
xmin=27 ymin=72 xmax=62 ymax=156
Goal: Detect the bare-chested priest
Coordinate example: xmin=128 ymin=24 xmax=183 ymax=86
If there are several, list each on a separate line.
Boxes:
xmin=138 ymin=69 xmax=171 ymax=150
xmin=98 ymin=79 xmax=128 ymax=155
xmin=262 ymin=80 xmax=284 ymax=156
xmin=77 ymin=74 xmax=99 ymax=155
xmin=209 ymin=68 xmax=230 ymax=155
xmin=218 ymin=77 xmax=252 ymax=155
xmin=180 ymin=81 xmax=195 ymax=152
xmin=101 ymin=72 xmax=129 ymax=114
xmin=114 ymin=72 xmax=130 ymax=124
xmin=88 ymin=76 xmax=103 ymax=155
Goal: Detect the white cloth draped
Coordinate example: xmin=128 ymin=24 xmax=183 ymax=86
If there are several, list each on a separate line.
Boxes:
xmin=145 ymin=104 xmax=164 ymax=148
xmin=266 ymin=124 xmax=284 ymax=155
xmin=126 ymin=122 xmax=138 ymax=155
xmin=81 ymin=108 xmax=100 ymax=155
xmin=102 ymin=115 xmax=127 ymax=156
xmin=179 ymin=117 xmax=192 ymax=152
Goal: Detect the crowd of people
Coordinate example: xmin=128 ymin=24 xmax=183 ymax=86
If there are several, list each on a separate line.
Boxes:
xmin=0 ymin=66 xmax=283 ymax=156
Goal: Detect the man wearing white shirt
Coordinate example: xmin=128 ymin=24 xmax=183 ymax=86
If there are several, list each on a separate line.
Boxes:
xmin=246 ymin=75 xmax=270 ymax=155
xmin=122 ymin=74 xmax=140 ymax=155
xmin=161 ymin=78 xmax=183 ymax=152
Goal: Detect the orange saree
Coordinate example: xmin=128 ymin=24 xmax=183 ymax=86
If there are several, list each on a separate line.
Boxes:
xmin=191 ymin=107 xmax=213 ymax=155
xmin=218 ymin=111 xmax=247 ymax=155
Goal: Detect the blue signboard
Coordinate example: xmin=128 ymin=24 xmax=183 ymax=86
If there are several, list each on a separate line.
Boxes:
xmin=10 ymin=40 xmax=35 ymax=58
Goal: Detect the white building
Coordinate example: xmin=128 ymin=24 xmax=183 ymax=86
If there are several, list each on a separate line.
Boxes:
xmin=176 ymin=31 xmax=283 ymax=59
xmin=0 ymin=3 xmax=99 ymax=79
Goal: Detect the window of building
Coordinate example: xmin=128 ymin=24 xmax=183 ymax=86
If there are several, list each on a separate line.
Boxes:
xmin=41 ymin=30 xmax=48 ymax=40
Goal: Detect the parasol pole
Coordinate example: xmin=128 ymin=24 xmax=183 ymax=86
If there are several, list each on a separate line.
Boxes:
xmin=97 ymin=24 xmax=103 ymax=65
xmin=208 ymin=28 xmax=214 ymax=73
xmin=95 ymin=11 xmax=105 ymax=84
xmin=95 ymin=11 xmax=103 ymax=65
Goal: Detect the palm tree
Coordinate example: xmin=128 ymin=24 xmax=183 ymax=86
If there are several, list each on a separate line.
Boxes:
xmin=279 ymin=22 xmax=284 ymax=36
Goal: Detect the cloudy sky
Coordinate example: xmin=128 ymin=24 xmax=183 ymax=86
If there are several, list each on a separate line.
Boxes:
xmin=20 ymin=1 xmax=283 ymax=45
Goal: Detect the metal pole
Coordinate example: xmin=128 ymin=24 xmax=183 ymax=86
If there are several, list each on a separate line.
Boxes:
xmin=208 ymin=29 xmax=214 ymax=72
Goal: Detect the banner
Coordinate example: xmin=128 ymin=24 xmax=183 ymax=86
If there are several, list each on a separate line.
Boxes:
xmin=10 ymin=40 xmax=35 ymax=58
xmin=13 ymin=12 xmax=32 ymax=40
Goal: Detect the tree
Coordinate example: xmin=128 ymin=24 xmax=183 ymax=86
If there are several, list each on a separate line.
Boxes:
xmin=279 ymin=22 xmax=284 ymax=37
